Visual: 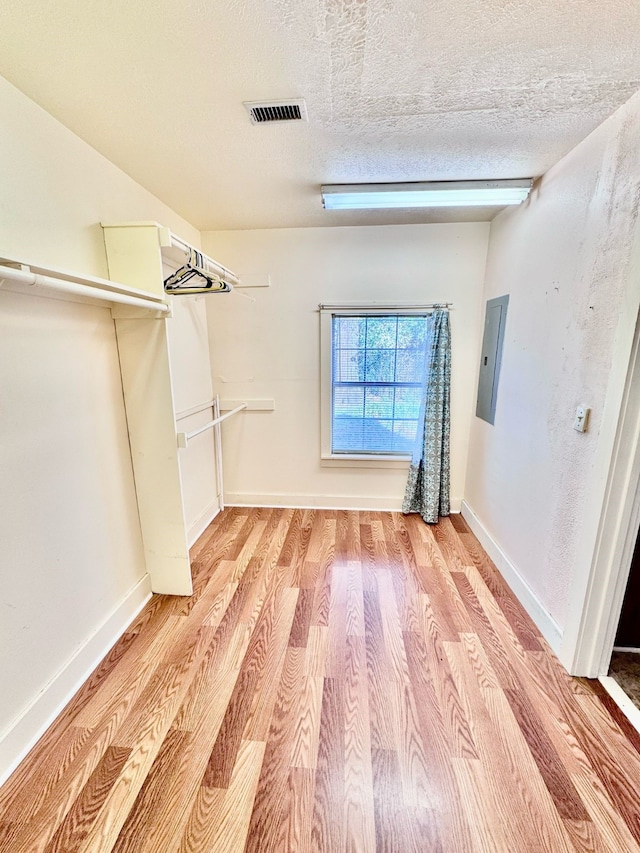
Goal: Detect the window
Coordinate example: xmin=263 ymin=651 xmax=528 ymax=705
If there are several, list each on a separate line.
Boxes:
xmin=320 ymin=310 xmax=429 ymax=463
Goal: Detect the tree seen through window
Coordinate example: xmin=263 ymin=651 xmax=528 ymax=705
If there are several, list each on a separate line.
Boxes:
xmin=331 ymin=314 xmax=428 ymax=454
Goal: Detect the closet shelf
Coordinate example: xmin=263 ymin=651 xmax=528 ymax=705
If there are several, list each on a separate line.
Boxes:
xmin=0 ymin=258 xmax=170 ymax=313
xmin=101 ymin=221 xmax=239 ymax=296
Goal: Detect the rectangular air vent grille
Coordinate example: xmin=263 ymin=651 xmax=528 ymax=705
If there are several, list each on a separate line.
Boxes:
xmin=244 ymin=99 xmax=308 ymax=125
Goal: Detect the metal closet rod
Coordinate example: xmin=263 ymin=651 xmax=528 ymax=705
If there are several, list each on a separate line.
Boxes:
xmin=168 ymin=233 xmax=240 ymax=288
xmin=186 ymin=404 xmax=247 ymax=440
xmin=177 ymin=403 xmax=247 ymax=448
xmin=0 ymin=264 xmax=170 ymax=313
xmin=318 ymin=302 xmax=452 ymax=311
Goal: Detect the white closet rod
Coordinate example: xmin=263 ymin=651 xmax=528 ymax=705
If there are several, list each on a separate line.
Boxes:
xmin=0 ymin=264 xmax=170 ymax=313
xmin=168 ymin=233 xmax=240 ymax=288
xmin=177 ymin=403 xmax=246 ymax=448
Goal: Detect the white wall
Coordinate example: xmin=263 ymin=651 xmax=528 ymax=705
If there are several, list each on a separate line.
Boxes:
xmin=202 ymin=224 xmax=489 ymax=510
xmin=0 ymin=75 xmax=199 ymax=783
xmin=0 ymin=77 xmax=199 ymax=272
xmin=464 ymin=89 xmax=640 ymax=659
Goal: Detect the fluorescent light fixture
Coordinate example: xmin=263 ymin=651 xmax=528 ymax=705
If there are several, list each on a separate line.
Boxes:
xmin=321 ymin=180 xmax=533 ymax=210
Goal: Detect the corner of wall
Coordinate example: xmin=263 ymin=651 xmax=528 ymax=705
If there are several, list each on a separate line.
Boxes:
xmin=461 ymin=500 xmax=563 ymax=654
xmin=0 ymin=576 xmax=152 ymax=788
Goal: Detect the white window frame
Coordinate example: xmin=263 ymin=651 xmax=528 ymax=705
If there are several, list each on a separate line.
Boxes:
xmin=320 ymin=306 xmax=429 ymax=468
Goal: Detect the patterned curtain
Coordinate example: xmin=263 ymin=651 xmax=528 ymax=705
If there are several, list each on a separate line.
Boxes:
xmin=402 ymin=309 xmax=451 ymax=524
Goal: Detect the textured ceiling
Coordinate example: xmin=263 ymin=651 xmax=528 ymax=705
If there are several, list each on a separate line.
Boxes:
xmin=1 ymin=0 xmax=639 ymax=229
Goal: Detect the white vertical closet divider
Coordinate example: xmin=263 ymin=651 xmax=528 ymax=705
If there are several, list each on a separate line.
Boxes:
xmin=162 ymin=229 xmax=240 ymax=546
xmin=167 ymin=299 xmax=219 ymax=545
xmin=102 ymin=222 xmax=240 ymax=596
xmin=214 ymin=397 xmax=225 ymax=512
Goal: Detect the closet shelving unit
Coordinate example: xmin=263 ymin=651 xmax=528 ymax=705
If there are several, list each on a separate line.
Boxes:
xmin=102 ymin=222 xmax=238 ymax=597
xmin=0 ymin=258 xmax=170 ymax=314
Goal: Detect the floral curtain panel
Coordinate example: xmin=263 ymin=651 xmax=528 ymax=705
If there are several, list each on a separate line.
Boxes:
xmin=402 ymin=309 xmax=451 ymax=524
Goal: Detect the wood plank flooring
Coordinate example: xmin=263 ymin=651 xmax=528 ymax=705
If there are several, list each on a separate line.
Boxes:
xmin=2 ymin=507 xmax=640 ymax=852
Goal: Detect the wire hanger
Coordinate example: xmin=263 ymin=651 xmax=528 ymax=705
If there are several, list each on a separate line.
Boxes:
xmin=164 ymin=248 xmax=233 ymax=295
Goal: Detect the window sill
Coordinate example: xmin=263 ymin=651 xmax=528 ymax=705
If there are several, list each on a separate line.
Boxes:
xmin=320 ymin=454 xmax=412 ymax=469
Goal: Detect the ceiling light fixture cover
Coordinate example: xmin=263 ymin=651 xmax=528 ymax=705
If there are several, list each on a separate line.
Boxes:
xmin=321 ymin=180 xmax=533 ymax=210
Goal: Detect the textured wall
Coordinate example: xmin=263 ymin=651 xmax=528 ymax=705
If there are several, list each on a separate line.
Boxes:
xmin=465 ymin=88 xmax=640 ymax=633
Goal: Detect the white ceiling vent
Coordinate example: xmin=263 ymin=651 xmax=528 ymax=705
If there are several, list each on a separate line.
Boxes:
xmin=243 ymin=99 xmax=308 ymax=125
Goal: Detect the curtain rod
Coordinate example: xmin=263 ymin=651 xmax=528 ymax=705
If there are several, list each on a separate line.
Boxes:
xmin=318 ymin=302 xmax=452 ymax=311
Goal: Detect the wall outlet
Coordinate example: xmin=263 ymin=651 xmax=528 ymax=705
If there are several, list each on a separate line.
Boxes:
xmin=573 ymin=405 xmax=590 ymax=432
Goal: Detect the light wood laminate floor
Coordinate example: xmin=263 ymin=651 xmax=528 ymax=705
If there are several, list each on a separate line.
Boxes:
xmin=2 ymin=508 xmax=640 ymax=852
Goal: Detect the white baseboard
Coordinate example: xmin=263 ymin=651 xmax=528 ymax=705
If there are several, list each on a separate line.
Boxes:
xmin=613 ymin=647 xmax=640 ymax=654
xmin=0 ymin=574 xmax=152 ymax=788
xmin=187 ymin=499 xmax=221 ymax=547
xmin=599 ymin=675 xmax=640 ymax=736
xmin=461 ymin=500 xmax=562 ymax=654
xmin=225 ymin=493 xmax=462 ymax=513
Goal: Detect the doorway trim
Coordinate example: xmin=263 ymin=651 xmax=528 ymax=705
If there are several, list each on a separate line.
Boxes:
xmin=599 ymin=675 xmax=640 ymax=735
xmin=561 ymin=307 xmax=640 ymax=676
